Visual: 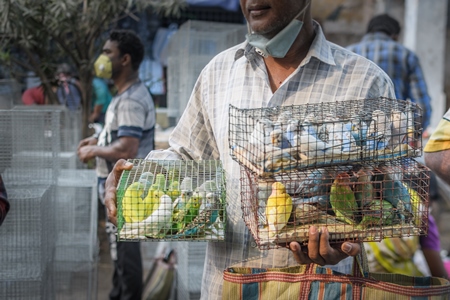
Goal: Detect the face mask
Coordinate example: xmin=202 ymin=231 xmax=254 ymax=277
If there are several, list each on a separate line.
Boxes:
xmin=246 ymin=2 xmax=310 ymax=58
xmin=94 ymin=54 xmax=112 ymax=79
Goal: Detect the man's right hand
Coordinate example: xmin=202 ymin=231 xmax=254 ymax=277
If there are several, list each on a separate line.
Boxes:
xmin=105 ymin=159 xmax=134 ymax=225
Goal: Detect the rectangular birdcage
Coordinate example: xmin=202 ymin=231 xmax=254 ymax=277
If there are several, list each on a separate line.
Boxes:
xmin=0 ymin=186 xmax=55 ymax=299
xmin=239 ymin=158 xmax=430 ymax=250
xmin=229 ymin=97 xmax=423 ymax=177
xmin=116 ymin=159 xmax=226 ymax=242
xmin=53 ymin=260 xmax=98 ymax=300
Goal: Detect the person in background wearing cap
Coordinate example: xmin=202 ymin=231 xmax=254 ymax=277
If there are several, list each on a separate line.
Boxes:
xmin=103 ymin=1 xmax=398 ymax=298
xmin=347 ymin=14 xmax=432 ymax=138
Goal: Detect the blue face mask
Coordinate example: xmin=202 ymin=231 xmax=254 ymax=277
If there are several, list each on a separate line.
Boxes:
xmin=246 ymin=2 xmax=310 ymax=58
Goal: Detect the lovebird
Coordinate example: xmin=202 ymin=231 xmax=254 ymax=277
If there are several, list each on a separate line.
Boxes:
xmin=354 ymin=167 xmax=375 ymax=209
xmin=121 ymin=195 xmax=173 ymax=238
xmin=329 ymin=173 xmax=358 ymax=225
xmin=122 ymin=181 xmax=148 ymax=223
xmin=358 ymin=200 xmax=397 ymax=228
xmin=265 ymin=182 xmax=293 ymax=236
xmin=174 ymin=192 xmax=221 ymax=238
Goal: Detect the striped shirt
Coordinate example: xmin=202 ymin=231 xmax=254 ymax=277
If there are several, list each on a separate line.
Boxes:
xmin=148 ymin=22 xmax=395 ymax=299
xmin=97 ymin=81 xmax=156 ymax=178
xmin=347 ymin=32 xmax=432 ymax=129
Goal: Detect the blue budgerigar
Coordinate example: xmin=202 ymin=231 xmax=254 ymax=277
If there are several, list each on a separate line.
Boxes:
xmin=294 ymin=168 xmax=333 ymax=197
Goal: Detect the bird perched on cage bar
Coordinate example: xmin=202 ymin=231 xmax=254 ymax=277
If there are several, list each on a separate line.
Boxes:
xmin=265 ymin=182 xmax=293 ymax=236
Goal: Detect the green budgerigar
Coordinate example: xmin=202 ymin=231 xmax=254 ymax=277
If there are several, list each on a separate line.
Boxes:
xmin=330 ymin=173 xmax=358 ymax=225
xmin=166 ymin=180 xmax=181 ymax=201
xmin=122 ymin=181 xmax=148 ymax=223
xmin=184 ymin=190 xmax=205 ymax=224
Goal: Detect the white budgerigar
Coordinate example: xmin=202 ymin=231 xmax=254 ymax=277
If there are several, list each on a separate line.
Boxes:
xmin=121 ymin=195 xmax=173 ymax=238
xmin=366 ymin=110 xmax=391 ymax=150
xmin=249 ymin=118 xmax=275 ymax=146
xmin=390 ymin=110 xmax=412 ymax=147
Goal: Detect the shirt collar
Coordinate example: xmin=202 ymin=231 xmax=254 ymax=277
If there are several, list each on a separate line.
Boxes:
xmin=236 ymin=20 xmax=336 ymax=67
xmin=361 ymin=32 xmax=393 ymax=42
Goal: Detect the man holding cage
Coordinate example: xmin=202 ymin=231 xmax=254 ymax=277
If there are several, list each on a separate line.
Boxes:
xmin=103 ymin=0 xmax=400 ymax=298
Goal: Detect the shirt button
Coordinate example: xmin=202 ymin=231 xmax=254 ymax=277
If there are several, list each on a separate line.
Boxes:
xmin=250 ymin=241 xmax=257 ymax=248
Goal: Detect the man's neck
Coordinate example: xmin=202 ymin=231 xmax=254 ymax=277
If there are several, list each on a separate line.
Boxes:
xmin=114 ymin=72 xmax=139 ymax=95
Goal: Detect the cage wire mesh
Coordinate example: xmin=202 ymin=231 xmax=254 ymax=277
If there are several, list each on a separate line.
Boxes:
xmin=167 ymin=20 xmax=246 ymax=124
xmin=0 ymin=186 xmax=55 ymax=299
xmin=0 ymin=108 xmax=62 ymax=186
xmin=175 ymin=242 xmax=206 ymax=300
xmin=229 ymin=97 xmax=422 ymax=177
xmin=240 ymin=158 xmax=429 ymax=250
xmin=116 ymin=159 xmax=226 ymax=241
xmin=53 ymin=260 xmax=98 ymax=300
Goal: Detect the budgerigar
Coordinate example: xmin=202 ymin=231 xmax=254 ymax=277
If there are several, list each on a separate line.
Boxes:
xmin=265 ymin=182 xmax=293 ymax=236
xmin=382 ymin=173 xmax=412 ymax=212
xmin=151 ymin=173 xmax=167 ymax=191
xmin=184 ymin=190 xmax=205 ymax=224
xmin=328 ymin=122 xmax=356 ymax=152
xmin=354 ymin=167 xmax=375 ymax=209
xmin=390 ymin=110 xmax=410 ymax=147
xmin=404 ymin=182 xmax=423 ymax=226
xmin=166 ymin=180 xmax=181 ymax=201
xmin=270 ymin=128 xmax=291 ymax=149
xmin=179 ymin=176 xmax=193 ymax=192
xmin=366 ymin=110 xmax=391 ymax=150
xmin=121 ymin=195 xmax=173 ymax=238
xmin=171 ymin=190 xmax=192 ymax=233
xmin=173 ymin=192 xmax=221 ymax=238
xmin=249 ymin=118 xmax=274 ymax=146
xmin=329 ymin=173 xmax=358 ymax=225
xmin=121 ymin=181 xmax=148 ymax=223
xmin=294 ymin=168 xmax=333 ymax=197
xmin=298 ymin=132 xmax=333 ymax=157
xmin=345 ymin=119 xmax=368 ymax=147
xmin=143 ymin=189 xmax=166 ymax=218
xmin=286 ymin=119 xmax=301 ymax=147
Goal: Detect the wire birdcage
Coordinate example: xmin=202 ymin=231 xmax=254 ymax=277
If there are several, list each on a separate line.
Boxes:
xmin=116 ymin=159 xmax=226 ymax=242
xmin=239 ymin=158 xmax=430 ymax=250
xmin=229 ymin=97 xmax=422 ymax=177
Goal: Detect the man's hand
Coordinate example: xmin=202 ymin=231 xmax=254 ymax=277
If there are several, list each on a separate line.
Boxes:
xmin=288 ymin=226 xmax=361 ymax=265
xmin=104 ymin=159 xmax=134 ymax=225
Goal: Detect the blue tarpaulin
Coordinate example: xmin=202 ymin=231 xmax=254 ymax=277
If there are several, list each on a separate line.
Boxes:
xmin=186 ymin=0 xmax=240 ymax=11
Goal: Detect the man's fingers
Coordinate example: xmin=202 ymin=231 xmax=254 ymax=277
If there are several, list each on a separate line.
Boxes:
xmin=289 ymin=242 xmax=312 ymax=264
xmin=307 ymin=226 xmax=326 ymax=265
xmin=341 ymin=242 xmax=361 ymax=257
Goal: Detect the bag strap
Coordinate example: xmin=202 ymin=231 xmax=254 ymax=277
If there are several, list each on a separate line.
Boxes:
xmin=352 ymin=242 xmax=370 ymax=278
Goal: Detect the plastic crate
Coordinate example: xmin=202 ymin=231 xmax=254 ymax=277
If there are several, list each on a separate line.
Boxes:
xmin=229 ymin=97 xmax=422 ymax=177
xmin=239 ymin=159 xmax=430 ymax=250
xmin=117 ymin=159 xmax=226 ymax=241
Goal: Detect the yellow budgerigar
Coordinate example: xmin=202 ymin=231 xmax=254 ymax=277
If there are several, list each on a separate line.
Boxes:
xmin=122 ymin=181 xmax=148 ymax=223
xmin=143 ymin=189 xmax=166 ymax=218
xmin=265 ymin=182 xmax=293 ymax=236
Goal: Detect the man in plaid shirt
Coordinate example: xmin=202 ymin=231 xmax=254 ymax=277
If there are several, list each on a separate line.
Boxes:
xmin=104 ymin=0 xmax=397 ymax=298
xmin=0 ymin=175 xmax=9 ymax=226
xmin=347 ymin=14 xmax=432 ymax=137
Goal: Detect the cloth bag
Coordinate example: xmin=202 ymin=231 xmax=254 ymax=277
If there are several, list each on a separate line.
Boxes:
xmin=143 ymin=248 xmax=176 ymax=300
xmin=222 ymin=252 xmax=450 ymax=300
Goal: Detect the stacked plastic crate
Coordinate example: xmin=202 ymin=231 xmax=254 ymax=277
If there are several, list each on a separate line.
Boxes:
xmin=229 ymin=97 xmax=430 ymax=249
xmin=53 ymin=169 xmax=98 ymax=300
xmin=166 ymin=20 xmax=246 ymax=125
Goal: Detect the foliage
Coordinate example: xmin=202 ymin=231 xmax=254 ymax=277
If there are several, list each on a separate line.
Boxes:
xmin=0 ymin=0 xmax=186 ymax=136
